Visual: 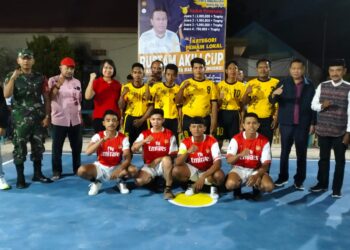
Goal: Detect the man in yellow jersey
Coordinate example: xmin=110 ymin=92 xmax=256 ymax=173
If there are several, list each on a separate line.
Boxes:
xmin=119 ymin=63 xmax=153 ymax=146
xmin=150 ymin=64 xmax=181 ymax=141
xmin=242 ymin=59 xmax=279 ymax=144
xmin=217 ymin=60 xmax=246 ymax=148
xmin=175 ymin=57 xmax=218 ymax=138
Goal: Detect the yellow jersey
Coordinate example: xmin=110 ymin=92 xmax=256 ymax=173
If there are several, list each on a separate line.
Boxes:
xmin=217 ymin=80 xmax=246 ymax=111
xmin=180 ymin=78 xmax=218 ymax=117
xmin=122 ymin=82 xmax=149 ymax=117
xmin=246 ymin=77 xmax=279 ymax=118
xmin=150 ymin=82 xmax=180 ymax=119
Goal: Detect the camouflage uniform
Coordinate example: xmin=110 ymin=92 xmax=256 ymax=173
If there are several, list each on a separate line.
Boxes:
xmin=4 ymin=72 xmax=48 ymax=165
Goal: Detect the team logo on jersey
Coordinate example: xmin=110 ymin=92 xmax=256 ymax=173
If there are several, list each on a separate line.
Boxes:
xmin=256 ymin=146 xmax=261 ymax=151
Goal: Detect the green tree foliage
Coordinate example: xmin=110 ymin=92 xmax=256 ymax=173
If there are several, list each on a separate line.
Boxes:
xmin=0 ymin=48 xmax=16 ymax=83
xmin=26 ymin=35 xmax=74 ymax=77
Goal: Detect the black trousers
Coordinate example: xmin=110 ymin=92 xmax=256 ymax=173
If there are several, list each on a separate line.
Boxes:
xmin=124 ymin=115 xmax=148 ymax=147
xmin=278 ymin=124 xmax=309 ymax=185
xmin=51 ymin=124 xmax=82 ymax=175
xmin=317 ymin=135 xmax=346 ymax=192
xmin=258 ymin=117 xmax=274 ymax=145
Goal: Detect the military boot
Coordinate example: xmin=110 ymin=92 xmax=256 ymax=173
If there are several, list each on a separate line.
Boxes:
xmin=32 ymin=161 xmax=52 ymax=183
xmin=16 ymin=164 xmax=26 ymax=189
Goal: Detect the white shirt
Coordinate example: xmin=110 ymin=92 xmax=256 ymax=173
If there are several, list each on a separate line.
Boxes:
xmin=139 ymin=29 xmax=180 ymax=54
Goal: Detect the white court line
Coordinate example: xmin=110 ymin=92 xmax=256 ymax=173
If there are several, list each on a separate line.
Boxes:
xmin=2 ymin=152 xmax=90 ymax=166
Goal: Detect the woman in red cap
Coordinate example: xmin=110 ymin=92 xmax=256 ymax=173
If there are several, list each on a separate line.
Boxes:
xmin=85 ymin=59 xmax=122 ymax=133
xmin=48 ymin=57 xmax=83 ymax=180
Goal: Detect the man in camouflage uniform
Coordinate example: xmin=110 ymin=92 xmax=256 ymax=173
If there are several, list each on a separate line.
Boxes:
xmin=3 ymin=49 xmax=52 ymax=188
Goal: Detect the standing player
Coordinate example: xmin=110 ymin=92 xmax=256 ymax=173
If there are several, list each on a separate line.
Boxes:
xmin=242 ymin=59 xmax=279 ymax=144
xmin=131 ymin=109 xmax=178 ymax=200
xmin=172 ymin=117 xmax=225 ymax=199
xmin=216 ymin=60 xmax=246 ymax=148
xmin=150 ymin=63 xmax=181 ymax=141
xmin=175 ymin=57 xmax=218 ymax=137
xmin=225 ymin=113 xmax=274 ymax=199
xmin=77 ymin=110 xmax=137 ymax=196
xmin=119 ymin=63 xmax=153 ymax=147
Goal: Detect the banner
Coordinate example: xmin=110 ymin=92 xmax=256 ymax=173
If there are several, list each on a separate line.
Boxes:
xmin=138 ymin=0 xmax=227 ymax=83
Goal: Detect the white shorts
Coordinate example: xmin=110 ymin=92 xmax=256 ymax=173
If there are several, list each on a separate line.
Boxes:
xmin=186 ymin=163 xmax=212 ymax=185
xmin=229 ymin=166 xmax=258 ymax=184
xmin=94 ymin=162 xmax=121 ymax=182
xmin=141 ymin=162 xmax=164 ymax=179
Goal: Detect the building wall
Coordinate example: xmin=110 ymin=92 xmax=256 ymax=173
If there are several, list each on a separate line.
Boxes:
xmin=0 ymin=32 xmax=138 ymax=82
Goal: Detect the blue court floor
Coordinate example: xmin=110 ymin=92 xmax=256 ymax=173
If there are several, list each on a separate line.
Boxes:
xmin=0 ymin=153 xmax=349 ymax=250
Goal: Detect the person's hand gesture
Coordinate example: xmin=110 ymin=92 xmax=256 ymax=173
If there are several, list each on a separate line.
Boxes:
xmin=245 ymin=85 xmax=253 ymax=95
xmin=121 ymin=87 xmax=130 ymax=97
xmin=272 ymin=85 xmax=283 ymax=96
xmin=181 ymin=80 xmax=191 ymax=89
xmin=144 ymin=135 xmax=154 ymax=144
xmin=90 ymin=73 xmax=97 ymax=81
xmin=322 ymin=100 xmax=332 ymax=110
xmin=194 ymin=176 xmax=205 ymax=192
xmin=187 ymin=145 xmax=198 ymax=154
xmin=246 ymin=174 xmax=262 ymax=188
xmin=11 ymin=68 xmax=22 ymax=81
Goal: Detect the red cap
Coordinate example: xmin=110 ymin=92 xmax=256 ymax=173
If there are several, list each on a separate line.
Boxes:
xmin=60 ymin=57 xmax=76 ymax=67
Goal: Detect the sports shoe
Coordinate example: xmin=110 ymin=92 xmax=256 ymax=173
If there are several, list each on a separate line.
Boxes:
xmin=309 ymin=183 xmax=327 ymax=193
xmin=274 ymin=178 xmax=288 ymax=187
xmin=51 ymin=172 xmax=62 ymax=181
xmin=32 ymin=175 xmax=53 ymax=183
xmin=185 ymin=185 xmax=194 ymax=196
xmin=0 ymin=177 xmax=11 ymax=190
xmin=88 ymin=181 xmax=102 ymax=196
xmin=332 ymin=191 xmax=342 ymax=198
xmin=163 ymin=186 xmax=175 ymax=200
xmin=294 ymin=183 xmax=305 ymax=191
xmin=210 ymin=186 xmax=219 ymax=200
xmin=117 ymin=182 xmax=129 ymax=194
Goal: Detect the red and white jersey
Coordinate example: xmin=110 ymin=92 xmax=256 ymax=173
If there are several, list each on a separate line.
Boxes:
xmin=178 ymin=135 xmax=221 ymax=171
xmin=227 ymin=131 xmax=271 ymax=169
xmin=91 ymin=131 xmax=130 ymax=167
xmin=135 ymin=127 xmax=178 ymax=164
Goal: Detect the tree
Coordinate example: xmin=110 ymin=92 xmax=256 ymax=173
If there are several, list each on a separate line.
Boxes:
xmin=0 ymin=48 xmax=16 ymax=83
xmin=26 ymin=35 xmax=74 ymax=77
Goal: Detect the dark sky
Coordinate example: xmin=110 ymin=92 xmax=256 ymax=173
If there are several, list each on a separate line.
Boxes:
xmin=227 ymin=0 xmax=350 ymax=68
xmin=1 ymin=0 xmax=348 ymax=69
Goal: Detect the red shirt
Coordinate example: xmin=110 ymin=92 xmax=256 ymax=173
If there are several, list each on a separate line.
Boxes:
xmin=135 ymin=128 xmax=178 ymax=164
xmin=91 ymin=131 xmax=130 ymax=167
xmin=226 ymin=132 xmax=271 ymax=169
xmin=179 ymin=135 xmax=221 ymax=171
xmin=92 ymin=77 xmax=121 ymax=119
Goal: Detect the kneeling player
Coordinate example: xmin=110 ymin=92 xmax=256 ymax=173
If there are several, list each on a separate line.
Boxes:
xmin=225 ymin=112 xmax=274 ymax=199
xmin=131 ymin=109 xmax=178 ymax=200
xmin=172 ymin=117 xmax=225 ymax=199
xmin=77 ymin=110 xmax=137 ymax=196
